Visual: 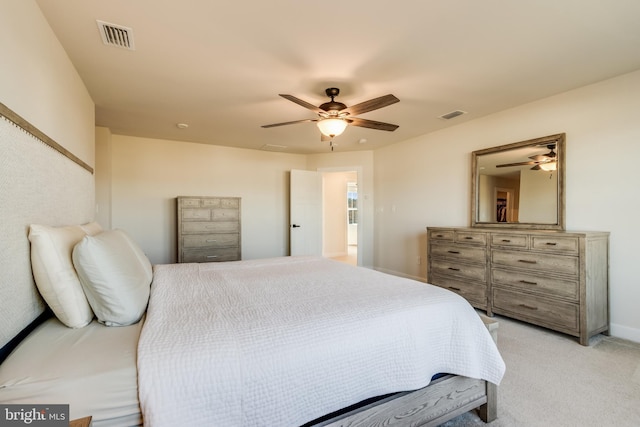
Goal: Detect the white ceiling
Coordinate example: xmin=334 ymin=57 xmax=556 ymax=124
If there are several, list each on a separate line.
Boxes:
xmin=36 ymin=0 xmax=640 ymax=154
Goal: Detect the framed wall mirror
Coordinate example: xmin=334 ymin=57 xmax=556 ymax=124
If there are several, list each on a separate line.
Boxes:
xmin=471 ymin=133 xmax=565 ymax=230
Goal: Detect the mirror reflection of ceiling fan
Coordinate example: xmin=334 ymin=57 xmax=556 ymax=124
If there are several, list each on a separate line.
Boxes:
xmin=496 ymin=143 xmax=558 ymax=171
xmin=262 ymin=88 xmax=399 ymax=150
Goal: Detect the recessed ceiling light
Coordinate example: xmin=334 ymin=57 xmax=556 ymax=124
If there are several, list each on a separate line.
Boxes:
xmin=176 ymin=123 xmax=189 ymax=129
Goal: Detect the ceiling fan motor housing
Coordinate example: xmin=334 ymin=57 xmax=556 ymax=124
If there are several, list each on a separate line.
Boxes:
xmin=320 ymin=101 xmax=347 ymax=113
xmin=320 ymin=88 xmax=347 ymax=114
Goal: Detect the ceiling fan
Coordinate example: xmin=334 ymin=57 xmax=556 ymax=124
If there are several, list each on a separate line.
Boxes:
xmin=496 ymin=143 xmax=557 ymax=171
xmin=262 ymin=88 xmax=400 ymax=144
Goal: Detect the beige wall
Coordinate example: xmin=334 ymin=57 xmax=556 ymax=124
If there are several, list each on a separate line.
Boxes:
xmin=0 ymin=0 xmax=95 ymax=167
xmin=374 ymin=69 xmax=640 ymax=342
xmin=107 ymin=135 xmax=307 ymax=264
xmin=103 ymin=136 xmax=376 ymax=267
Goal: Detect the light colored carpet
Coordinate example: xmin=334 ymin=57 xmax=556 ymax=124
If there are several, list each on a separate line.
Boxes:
xmin=441 ymin=314 xmax=640 ymax=427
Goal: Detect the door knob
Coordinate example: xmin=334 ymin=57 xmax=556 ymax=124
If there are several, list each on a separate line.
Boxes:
xmin=291 ymin=224 xmax=301 ymax=228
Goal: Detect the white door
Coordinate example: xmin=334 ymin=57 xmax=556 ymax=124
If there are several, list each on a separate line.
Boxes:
xmin=290 ymin=169 xmax=322 ymax=256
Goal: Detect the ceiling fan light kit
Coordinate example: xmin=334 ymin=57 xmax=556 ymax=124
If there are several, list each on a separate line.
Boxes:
xmin=317 ymin=118 xmax=348 ymax=137
xmin=538 ymin=161 xmax=557 ymax=171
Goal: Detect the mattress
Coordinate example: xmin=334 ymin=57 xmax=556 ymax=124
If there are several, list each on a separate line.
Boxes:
xmin=138 ymin=256 xmax=505 ymax=427
xmin=0 ymin=317 xmax=142 ymax=426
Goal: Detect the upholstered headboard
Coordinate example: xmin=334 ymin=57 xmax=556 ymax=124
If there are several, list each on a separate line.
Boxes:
xmin=0 ymin=103 xmax=95 ymax=349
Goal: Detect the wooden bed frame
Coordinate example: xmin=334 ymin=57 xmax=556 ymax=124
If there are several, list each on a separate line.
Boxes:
xmin=309 ymin=316 xmax=499 ymax=427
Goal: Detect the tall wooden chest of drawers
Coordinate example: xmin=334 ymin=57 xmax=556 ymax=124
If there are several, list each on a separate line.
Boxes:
xmin=427 ymin=227 xmax=609 ymax=345
xmin=177 ymin=196 xmax=241 ymax=263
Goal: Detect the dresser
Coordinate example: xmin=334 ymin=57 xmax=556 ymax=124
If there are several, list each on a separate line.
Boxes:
xmin=177 ymin=196 xmax=241 ymax=263
xmin=427 ymin=227 xmax=609 ymax=345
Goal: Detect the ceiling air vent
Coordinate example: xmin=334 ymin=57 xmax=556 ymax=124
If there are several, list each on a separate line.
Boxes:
xmin=96 ymin=20 xmax=135 ymax=50
xmin=439 ymin=110 xmax=467 ymax=120
xmin=260 ymin=144 xmax=289 ymax=152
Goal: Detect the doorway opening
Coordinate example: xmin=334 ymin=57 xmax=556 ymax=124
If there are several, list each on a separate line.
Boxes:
xmin=321 ymin=169 xmax=359 ymax=266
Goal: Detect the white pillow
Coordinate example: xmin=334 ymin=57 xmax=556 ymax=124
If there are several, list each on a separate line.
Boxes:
xmin=72 ymin=229 xmax=152 ymax=326
xmin=28 ymin=222 xmax=102 ymax=328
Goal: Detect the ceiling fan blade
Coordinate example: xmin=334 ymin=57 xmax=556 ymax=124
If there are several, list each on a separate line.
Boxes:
xmin=496 ymin=161 xmax=538 ymax=168
xmin=261 ymin=118 xmax=317 ymax=128
xmin=348 ymin=117 xmax=399 ymax=131
xmin=342 ymin=94 xmax=399 ymax=116
xmin=279 ymin=94 xmax=325 ymax=114
xmin=529 ymin=152 xmax=556 ymax=161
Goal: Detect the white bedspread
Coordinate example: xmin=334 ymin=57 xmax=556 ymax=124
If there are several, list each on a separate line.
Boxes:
xmin=138 ymin=256 xmax=505 ymax=427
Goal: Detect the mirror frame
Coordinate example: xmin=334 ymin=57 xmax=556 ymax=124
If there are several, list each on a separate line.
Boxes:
xmin=471 ymin=133 xmax=565 ymax=230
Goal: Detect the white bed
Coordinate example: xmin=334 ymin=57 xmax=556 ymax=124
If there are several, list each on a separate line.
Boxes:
xmin=139 ymin=256 xmax=504 ymax=426
xmin=1 ymin=255 xmax=505 ymax=426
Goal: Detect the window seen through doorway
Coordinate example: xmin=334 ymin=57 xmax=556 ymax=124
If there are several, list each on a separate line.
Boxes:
xmin=347 ymin=182 xmax=358 ymax=225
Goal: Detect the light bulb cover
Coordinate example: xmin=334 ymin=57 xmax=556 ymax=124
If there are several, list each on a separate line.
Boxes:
xmin=317 ymin=118 xmax=348 ymax=137
xmin=538 ymin=161 xmax=557 ymax=171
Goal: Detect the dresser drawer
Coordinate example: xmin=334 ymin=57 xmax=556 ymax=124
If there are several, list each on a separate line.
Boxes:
xmin=182 ymin=208 xmax=211 ymax=221
xmin=182 ymin=247 xmax=240 ymax=263
xmin=428 ymin=229 xmax=454 ymax=242
xmin=430 ymin=274 xmax=486 ymax=306
xmin=455 ymin=231 xmax=487 ymax=245
xmin=430 ymin=243 xmax=486 ymax=263
xmin=491 ymin=233 xmax=528 ymax=249
xmin=212 ymin=208 xmax=240 ymax=220
xmin=492 ymin=268 xmax=579 ymax=300
xmin=180 ymin=198 xmax=202 ymax=208
xmin=430 ymin=259 xmax=486 ymax=282
xmin=492 ymin=249 xmax=578 ymax=277
xmin=201 ymin=198 xmax=222 ymax=208
xmin=183 ymin=233 xmax=239 ymax=248
xmin=220 ymin=198 xmax=240 ymax=208
xmin=182 ymin=221 xmax=239 ymax=234
xmin=532 ymin=236 xmax=579 ymax=254
xmin=492 ymin=288 xmax=578 ymax=333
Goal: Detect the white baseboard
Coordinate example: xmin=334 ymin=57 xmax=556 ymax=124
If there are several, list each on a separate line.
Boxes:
xmin=610 ymin=323 xmax=640 ymax=344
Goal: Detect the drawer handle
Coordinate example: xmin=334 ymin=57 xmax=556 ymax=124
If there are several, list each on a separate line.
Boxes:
xmin=448 ymin=287 xmax=461 ymax=291
xmin=519 ymin=304 xmax=538 ymax=311
xmin=447 ymin=267 xmax=461 ymax=271
xmin=447 ymin=250 xmax=460 ymax=254
xmin=206 ymin=255 xmax=218 ymax=259
xmin=519 ymin=280 xmax=538 ymax=285
xmin=464 ymin=236 xmax=474 ymax=240
xmin=518 ymin=259 xmax=537 ymax=264
xmin=206 ymin=239 xmax=218 ymax=243
xmin=436 ymin=234 xmax=444 ymax=237
xmin=545 ymin=242 xmax=558 ymax=246
xmin=501 ymin=239 xmax=511 ymax=243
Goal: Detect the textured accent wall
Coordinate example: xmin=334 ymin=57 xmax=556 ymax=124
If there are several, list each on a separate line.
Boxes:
xmin=0 ymin=115 xmax=94 ymax=348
